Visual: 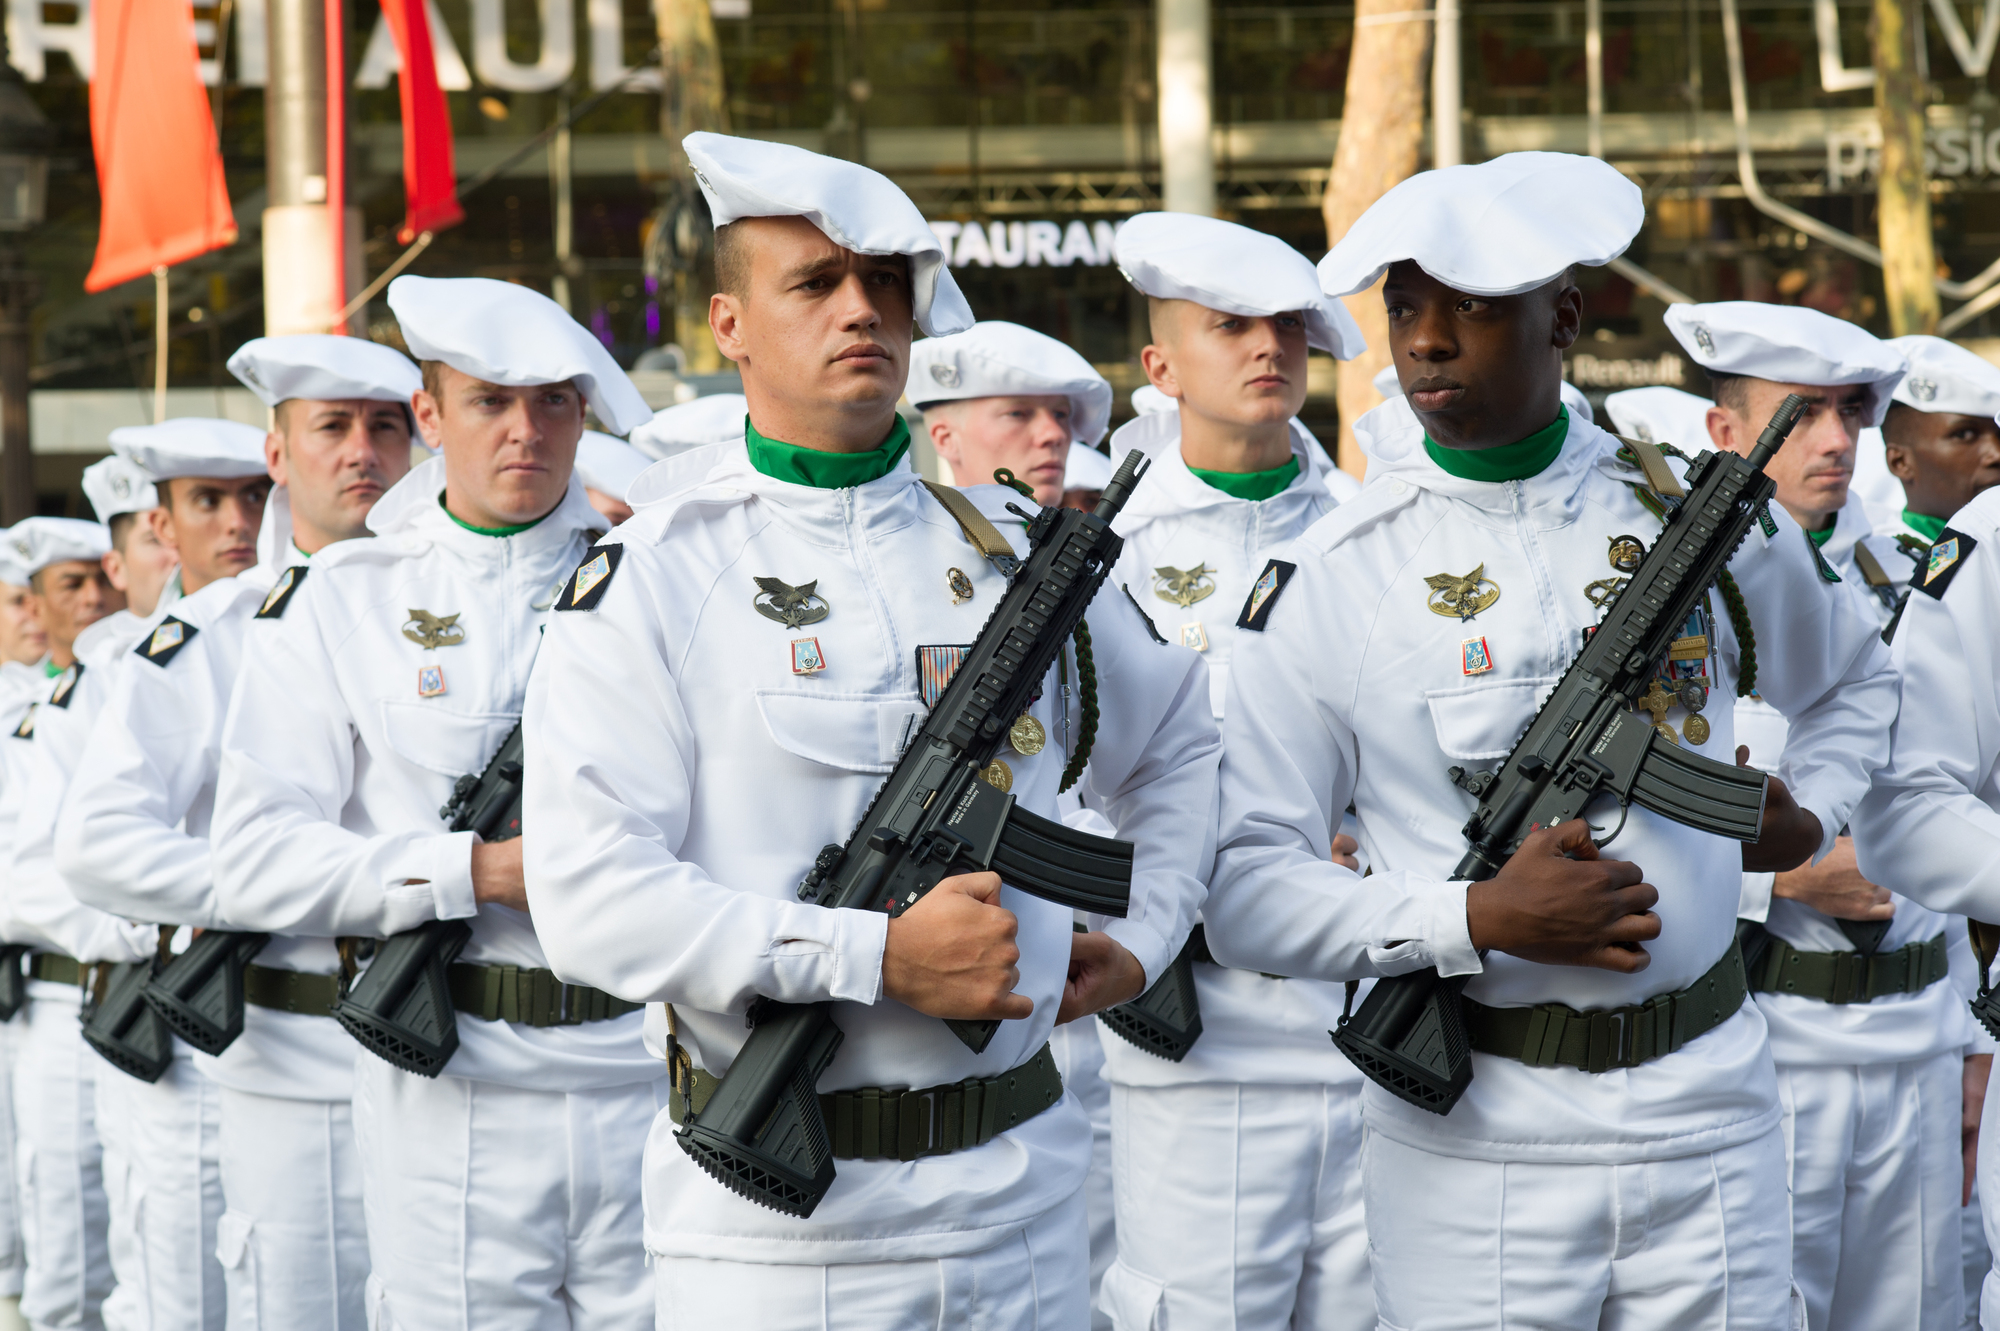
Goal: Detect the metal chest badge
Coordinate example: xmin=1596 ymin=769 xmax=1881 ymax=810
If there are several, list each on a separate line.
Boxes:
xmin=1425 ymin=564 xmax=1500 ymax=621
xmin=754 ymin=577 xmax=830 ymax=628
xmin=1154 ymin=563 xmax=1216 ymax=609
xmin=1460 ymin=636 xmax=1494 ymax=675
xmin=790 ymin=638 xmax=828 ymax=675
xmin=947 ymin=567 xmax=974 ymax=605
xmin=403 ymin=609 xmax=464 ymax=698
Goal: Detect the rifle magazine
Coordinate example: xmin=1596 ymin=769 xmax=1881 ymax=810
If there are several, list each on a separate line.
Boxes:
xmin=1628 ymin=738 xmax=1768 ymax=842
xmin=990 ymin=805 xmax=1133 ymax=917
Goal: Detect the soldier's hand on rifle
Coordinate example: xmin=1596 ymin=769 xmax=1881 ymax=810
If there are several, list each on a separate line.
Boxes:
xmin=882 ymin=872 xmax=1035 ymax=1022
xmin=1332 ymin=832 xmax=1361 ymax=872
xmin=1056 ymin=930 xmax=1146 ymax=1024
xmin=1466 ymin=819 xmax=1660 ymax=972
xmin=471 ymin=838 xmax=529 ymax=913
xmin=1772 ymin=835 xmax=1892 ymax=922
xmin=1737 ymin=745 xmax=1826 ymax=874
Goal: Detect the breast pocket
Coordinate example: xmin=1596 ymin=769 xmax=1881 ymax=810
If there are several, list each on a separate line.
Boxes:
xmin=1423 ymin=675 xmax=1559 ymax=762
xmin=754 ymin=690 xmax=927 ymax=774
xmin=379 ymin=702 xmax=519 ymax=779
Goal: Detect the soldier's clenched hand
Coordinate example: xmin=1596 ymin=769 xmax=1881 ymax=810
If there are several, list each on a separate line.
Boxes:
xmin=1056 ymin=930 xmax=1146 ymax=1024
xmin=882 ymin=872 xmax=1035 ymax=1021
xmin=1466 ymin=819 xmax=1661 ymax=972
xmin=471 ymin=838 xmax=529 ymax=913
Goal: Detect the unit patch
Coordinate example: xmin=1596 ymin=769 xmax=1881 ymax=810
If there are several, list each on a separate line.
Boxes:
xmin=136 ymin=617 xmax=197 ymax=667
xmin=1460 ymin=636 xmax=1494 ymax=676
xmin=556 ymin=544 xmax=624 ymax=612
xmin=401 ymin=610 xmax=465 ymax=650
xmin=256 ymin=566 xmax=309 ymax=619
xmin=790 ymin=637 xmax=828 ymax=675
xmin=11 ymin=704 xmax=34 ymax=739
xmin=1915 ymin=528 xmax=1978 ymax=599
xmin=1236 ymin=559 xmax=1297 ymax=632
xmin=1425 ymin=564 xmax=1501 ymax=621
xmin=1806 ymin=532 xmax=1842 ymax=583
xmin=46 ymin=662 xmax=83 ymax=709
xmin=754 ymin=576 xmax=830 ymax=629
xmin=416 ymin=665 xmax=448 ymax=698
xmin=916 ymin=644 xmax=971 ymax=708
xmin=1179 ymin=622 xmax=1209 ymax=652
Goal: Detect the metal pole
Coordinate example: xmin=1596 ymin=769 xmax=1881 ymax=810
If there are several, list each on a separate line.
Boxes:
xmin=1432 ymin=0 xmax=1461 ymax=167
xmin=1156 ymin=0 xmax=1214 ymax=214
xmin=262 ymin=0 xmax=332 ymax=335
xmin=153 ymin=267 xmax=168 ymax=422
xmin=1585 ymin=0 xmax=1604 ymax=160
xmin=0 ymin=250 xmax=37 ymax=523
xmin=552 ymin=93 xmax=573 ymax=312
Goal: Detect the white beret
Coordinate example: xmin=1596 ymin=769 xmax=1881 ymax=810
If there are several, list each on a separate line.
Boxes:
xmin=573 ymin=431 xmax=652 ymax=501
xmin=80 ymin=456 xmax=159 ymax=522
xmin=109 ymin=418 xmax=270 ymax=481
xmin=226 ymin=335 xmax=422 ymax=408
xmin=683 ymin=132 xmax=974 ymax=339
xmin=1063 ymin=443 xmax=1117 ymax=492
xmin=1319 ymin=152 xmax=1643 ymax=299
xmin=1130 ymin=384 xmax=1174 ymax=416
xmin=385 ymin=275 xmax=653 ymax=436
xmin=626 ymin=394 xmax=748 ymax=461
xmin=3 ymin=517 xmax=109 ymax=577
xmin=907 ymin=322 xmax=1113 ymax=446
xmin=1373 ymin=361 xmax=1594 ymax=423
xmin=1886 ymin=334 xmax=2000 ymax=419
xmin=1665 ymin=302 xmax=1905 ymax=427
xmin=1602 ymin=385 xmax=1719 ymax=451
xmin=1115 ymin=213 xmax=1365 ymax=359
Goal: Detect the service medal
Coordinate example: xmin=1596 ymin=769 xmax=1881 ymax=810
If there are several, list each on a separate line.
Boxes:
xmin=981 ymin=759 xmax=1013 ymax=792
xmin=1682 ymin=713 xmax=1712 ymax=745
xmin=948 ymin=567 xmax=974 ymax=604
xmin=1009 ymin=714 xmax=1047 ymax=757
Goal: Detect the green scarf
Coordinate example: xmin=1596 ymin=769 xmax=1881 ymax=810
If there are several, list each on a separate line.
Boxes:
xmin=746 ymin=416 xmax=912 ymax=489
xmin=439 ymin=493 xmax=548 ymax=538
xmin=1806 ymin=521 xmax=1836 ymax=548
xmin=1424 ymin=407 xmax=1570 ymax=483
xmin=1188 ymin=456 xmax=1301 ymax=502
xmin=1903 ymin=509 xmax=1949 ymax=543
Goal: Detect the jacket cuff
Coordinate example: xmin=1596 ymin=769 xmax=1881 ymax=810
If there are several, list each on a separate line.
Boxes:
xmin=829 ymin=907 xmax=887 ymax=1005
xmin=1738 ymin=872 xmax=1775 ymax=923
xmin=1368 ymin=880 xmax=1483 ymax=979
xmin=417 ymin=831 xmax=479 ymax=921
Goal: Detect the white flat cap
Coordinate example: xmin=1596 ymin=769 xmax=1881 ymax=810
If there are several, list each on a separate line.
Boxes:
xmin=574 ymin=431 xmax=653 ymax=501
xmin=1603 ymin=385 xmax=1720 ymax=451
xmin=683 ymin=132 xmax=974 ymax=339
xmin=3 ymin=517 xmax=109 ymax=577
xmin=627 ymin=395 xmax=749 ymax=461
xmin=1665 ymin=302 xmax=1905 ymax=427
xmin=109 ymin=418 xmax=270 ymax=481
xmin=1374 ymin=361 xmax=1594 ymax=422
xmin=1886 ymin=334 xmax=2000 ymax=419
xmin=227 ymin=335 xmax=422 ymax=408
xmin=80 ymin=456 xmax=158 ymax=522
xmin=1115 ymin=213 xmax=1366 ymax=359
xmin=1063 ymin=443 xmax=1117 ymax=492
xmin=1131 ymin=384 xmax=1174 ymax=416
xmin=386 ymin=276 xmax=654 ymax=436
xmin=907 ymin=322 xmax=1114 ymax=446
xmin=1319 ymin=152 xmax=1643 ymax=299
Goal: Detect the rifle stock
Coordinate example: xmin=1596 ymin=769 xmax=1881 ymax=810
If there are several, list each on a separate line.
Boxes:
xmin=0 ymin=944 xmax=30 ymax=1022
xmin=83 ymin=959 xmax=175 ymax=1083
xmin=143 ymin=930 xmax=270 ymax=1055
xmin=1098 ymin=926 xmax=1205 ymax=1062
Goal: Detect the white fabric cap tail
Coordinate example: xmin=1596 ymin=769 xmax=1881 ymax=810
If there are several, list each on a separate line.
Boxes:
xmin=1885 ymin=334 xmax=2000 ymax=419
xmin=386 ymin=275 xmax=653 ymax=436
xmin=1664 ymin=302 xmax=1905 ymax=427
xmin=226 ymin=335 xmax=422 ymax=407
xmin=1376 ymin=361 xmax=1594 ymax=423
xmin=1131 ymin=384 xmax=1174 ymax=416
xmin=1318 ymin=151 xmax=1643 ymax=299
xmin=626 ymin=394 xmax=748 ymax=461
xmin=1115 ymin=212 xmax=1366 ymax=359
xmin=574 ymin=431 xmax=653 ymax=501
xmin=80 ymin=456 xmax=159 ymax=522
xmin=109 ymin=418 xmax=271 ymax=481
xmin=3 ymin=517 xmax=110 ymax=577
xmin=682 ymin=131 xmax=974 ymax=339
xmin=1063 ymin=444 xmax=1118 ymax=492
xmin=1603 ymin=385 xmax=1719 ymax=452
xmin=907 ymin=322 xmax=1113 ymax=445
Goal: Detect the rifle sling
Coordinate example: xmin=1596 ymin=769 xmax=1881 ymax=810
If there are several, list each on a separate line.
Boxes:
xmin=1747 ymin=931 xmax=1948 ymax=1005
xmin=920 ymin=480 xmax=1019 ymax=568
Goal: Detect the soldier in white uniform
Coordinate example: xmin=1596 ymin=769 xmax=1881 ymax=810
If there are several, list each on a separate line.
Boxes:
xmin=522 ymin=131 xmax=1217 ymax=1330
xmin=1206 ymin=151 xmax=1894 ymax=1330
xmin=625 ymin=394 xmax=748 ymax=462
xmin=59 ymin=337 xmax=420 ymax=1331
xmin=210 ymin=277 xmax=662 ymax=1331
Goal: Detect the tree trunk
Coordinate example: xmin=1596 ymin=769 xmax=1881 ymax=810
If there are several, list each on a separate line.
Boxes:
xmin=654 ymin=0 xmax=729 ymax=370
xmin=1324 ymin=0 xmax=1434 ymax=478
xmin=1873 ymin=0 xmax=1938 ymax=335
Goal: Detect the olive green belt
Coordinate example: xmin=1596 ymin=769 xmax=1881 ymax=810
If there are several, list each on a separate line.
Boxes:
xmin=1464 ymin=943 xmax=1748 ymax=1074
xmin=245 ymin=964 xmax=341 ymax=1017
xmin=27 ymin=953 xmax=82 ymax=985
xmin=245 ymin=961 xmax=640 ymax=1028
xmin=1749 ymin=932 xmax=1949 ymax=1005
xmin=669 ymin=1041 xmax=1066 ymax=1162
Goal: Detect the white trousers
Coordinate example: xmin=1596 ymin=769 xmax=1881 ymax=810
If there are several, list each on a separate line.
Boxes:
xmin=215 ymin=1087 xmax=367 ymax=1331
xmin=1365 ymin=1126 xmax=1795 ymax=1331
xmin=1101 ymin=1080 xmax=1371 ymax=1331
xmin=95 ymin=1052 xmax=223 ymax=1331
xmin=14 ymin=989 xmax=111 ymax=1331
xmin=1779 ymin=1052 xmax=1963 ymax=1331
xmin=652 ymin=1189 xmax=1088 ymax=1331
xmin=0 ymin=1021 xmax=28 ymax=1299
xmin=1047 ymin=1022 xmax=1113 ymax=1331
xmin=351 ymin=1060 xmax=661 ymax=1331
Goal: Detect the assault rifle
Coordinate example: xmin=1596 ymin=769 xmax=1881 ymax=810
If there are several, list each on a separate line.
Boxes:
xmin=330 ymin=721 xmax=522 ymax=1076
xmin=1333 ymin=395 xmax=1809 ymax=1115
xmin=84 ymin=957 xmax=174 ymax=1082
xmin=144 ymin=929 xmax=271 ymax=1055
xmin=677 ymin=451 xmax=1151 ymax=1218
xmin=0 ymin=944 xmax=30 ymax=1022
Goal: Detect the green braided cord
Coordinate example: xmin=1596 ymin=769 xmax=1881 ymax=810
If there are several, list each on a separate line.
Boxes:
xmin=1718 ymin=570 xmax=1756 ymax=697
xmin=1059 ymin=619 xmax=1098 ymax=794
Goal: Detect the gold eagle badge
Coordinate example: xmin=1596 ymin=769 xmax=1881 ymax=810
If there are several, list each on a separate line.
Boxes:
xmin=402 ymin=609 xmax=466 ymax=650
xmin=1425 ymin=564 xmax=1501 ymax=621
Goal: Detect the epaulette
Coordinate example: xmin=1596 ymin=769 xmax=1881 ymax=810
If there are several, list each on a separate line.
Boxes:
xmin=1913 ymin=527 xmax=1977 ymax=600
xmin=134 ymin=617 xmax=197 ymax=667
xmin=255 ymin=566 xmax=308 ymax=619
xmin=47 ymin=661 xmax=84 ymax=709
xmin=1235 ymin=559 xmax=1297 ymax=632
xmin=556 ymin=543 xmax=623 ymax=612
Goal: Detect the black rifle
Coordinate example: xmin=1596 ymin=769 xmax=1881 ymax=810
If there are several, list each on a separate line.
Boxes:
xmin=0 ymin=944 xmax=30 ymax=1022
xmin=1099 ymin=926 xmax=1204 ymax=1061
xmin=677 ymin=450 xmax=1151 ymax=1218
xmin=1969 ymin=920 xmax=2000 ymax=1041
xmin=83 ymin=959 xmax=175 ymax=1082
xmin=143 ymin=929 xmax=271 ymax=1055
xmin=330 ymin=722 xmax=521 ymax=1076
xmin=1333 ymin=395 xmax=1808 ymax=1115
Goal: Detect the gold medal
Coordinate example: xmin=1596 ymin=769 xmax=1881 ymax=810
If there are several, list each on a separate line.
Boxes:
xmin=980 ymin=759 xmax=1014 ymax=792
xmin=1682 ymin=713 xmax=1712 ymax=745
xmin=1009 ymin=714 xmax=1046 ymax=757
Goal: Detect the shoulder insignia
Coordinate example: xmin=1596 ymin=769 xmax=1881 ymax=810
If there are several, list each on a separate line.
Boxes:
xmin=1806 ymin=533 xmax=1842 ymax=584
xmin=1914 ymin=527 xmax=1977 ymax=600
xmin=46 ymin=661 xmax=84 ymax=709
xmin=1236 ymin=559 xmax=1298 ymax=632
xmin=1121 ymin=585 xmax=1168 ymax=644
xmin=134 ymin=617 xmax=197 ymax=667
xmin=10 ymin=704 xmax=34 ymax=739
xmin=255 ymin=566 xmax=308 ymax=619
xmin=556 ymin=543 xmax=624 ymax=612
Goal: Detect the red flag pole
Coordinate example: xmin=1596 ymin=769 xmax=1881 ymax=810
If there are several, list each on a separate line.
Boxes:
xmin=325 ymin=0 xmax=346 ymax=333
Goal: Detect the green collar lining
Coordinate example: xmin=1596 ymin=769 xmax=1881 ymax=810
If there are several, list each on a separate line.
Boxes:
xmin=439 ymin=493 xmax=548 ymax=538
xmin=1424 ymin=406 xmax=1570 ymax=483
xmin=746 ymin=415 xmax=911 ymax=489
xmin=1188 ymin=456 xmax=1301 ymax=502
xmin=42 ymin=657 xmax=61 ymax=678
xmin=1903 ymin=509 xmax=1949 ymax=543
xmin=1806 ymin=521 xmax=1836 ymax=549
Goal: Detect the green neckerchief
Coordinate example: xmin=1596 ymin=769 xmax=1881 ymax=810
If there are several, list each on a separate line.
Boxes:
xmin=745 ymin=416 xmax=912 ymax=489
xmin=1188 ymin=456 xmax=1301 ymax=502
xmin=439 ymin=493 xmax=547 ymax=538
xmin=1424 ymin=406 xmax=1570 ymax=483
xmin=291 ymin=542 xmax=313 ymax=561
xmin=1807 ymin=521 xmax=1836 ymax=549
xmin=1903 ymin=509 xmax=1949 ymax=543
xmin=42 ymin=657 xmax=61 ymax=678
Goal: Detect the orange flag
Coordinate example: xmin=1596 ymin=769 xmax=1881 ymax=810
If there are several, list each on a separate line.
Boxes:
xmin=84 ymin=0 xmax=237 ymax=292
